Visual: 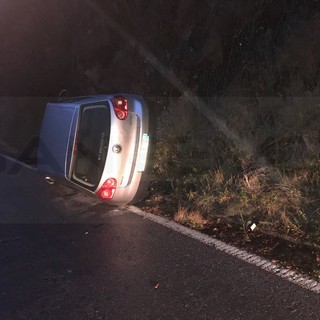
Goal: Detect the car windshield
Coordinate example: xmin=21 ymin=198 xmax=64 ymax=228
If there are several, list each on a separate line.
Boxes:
xmin=71 ymin=104 xmax=110 ymax=190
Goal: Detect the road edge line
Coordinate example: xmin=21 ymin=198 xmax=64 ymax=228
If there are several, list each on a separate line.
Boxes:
xmin=129 ymin=205 xmax=320 ymax=294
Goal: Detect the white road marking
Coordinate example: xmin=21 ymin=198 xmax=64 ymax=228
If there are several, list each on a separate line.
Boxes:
xmin=129 ymin=205 xmax=320 ymax=294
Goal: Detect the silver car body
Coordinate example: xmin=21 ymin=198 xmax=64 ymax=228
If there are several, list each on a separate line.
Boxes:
xmin=37 ymin=94 xmax=150 ymax=205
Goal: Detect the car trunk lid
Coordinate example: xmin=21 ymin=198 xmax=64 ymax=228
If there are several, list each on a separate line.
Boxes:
xmin=102 ymin=111 xmax=139 ymax=189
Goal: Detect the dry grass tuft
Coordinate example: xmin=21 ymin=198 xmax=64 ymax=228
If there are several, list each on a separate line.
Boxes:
xmin=174 ymin=206 xmax=209 ymax=229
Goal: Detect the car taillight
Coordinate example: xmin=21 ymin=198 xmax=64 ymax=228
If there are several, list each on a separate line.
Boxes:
xmin=111 ymin=96 xmax=128 ymax=120
xmin=96 ymin=178 xmax=117 ymax=200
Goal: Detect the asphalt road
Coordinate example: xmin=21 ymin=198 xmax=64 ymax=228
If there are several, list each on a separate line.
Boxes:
xmin=1 ymin=158 xmax=320 ymax=320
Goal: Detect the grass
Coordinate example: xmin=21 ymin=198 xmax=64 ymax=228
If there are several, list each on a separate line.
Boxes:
xmin=174 ymin=206 xmax=209 ymax=229
xmin=140 ymin=97 xmax=320 ymax=280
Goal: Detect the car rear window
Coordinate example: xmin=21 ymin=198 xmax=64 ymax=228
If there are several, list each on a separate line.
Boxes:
xmin=71 ymin=104 xmax=110 ymax=190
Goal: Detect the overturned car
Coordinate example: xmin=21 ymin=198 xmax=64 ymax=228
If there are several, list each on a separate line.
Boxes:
xmin=37 ymin=94 xmax=150 ymax=205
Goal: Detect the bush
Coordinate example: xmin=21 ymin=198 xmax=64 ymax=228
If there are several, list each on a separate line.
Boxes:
xmin=151 ymin=97 xmax=320 ymax=245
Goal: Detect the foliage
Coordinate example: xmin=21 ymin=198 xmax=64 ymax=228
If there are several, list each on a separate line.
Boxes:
xmin=151 ymin=97 xmax=320 ymax=247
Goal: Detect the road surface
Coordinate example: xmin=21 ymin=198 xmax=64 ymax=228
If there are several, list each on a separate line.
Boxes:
xmin=0 ymin=157 xmax=320 ymax=320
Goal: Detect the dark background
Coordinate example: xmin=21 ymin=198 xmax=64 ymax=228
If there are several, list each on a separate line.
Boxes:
xmin=1 ymin=0 xmax=320 ymax=97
